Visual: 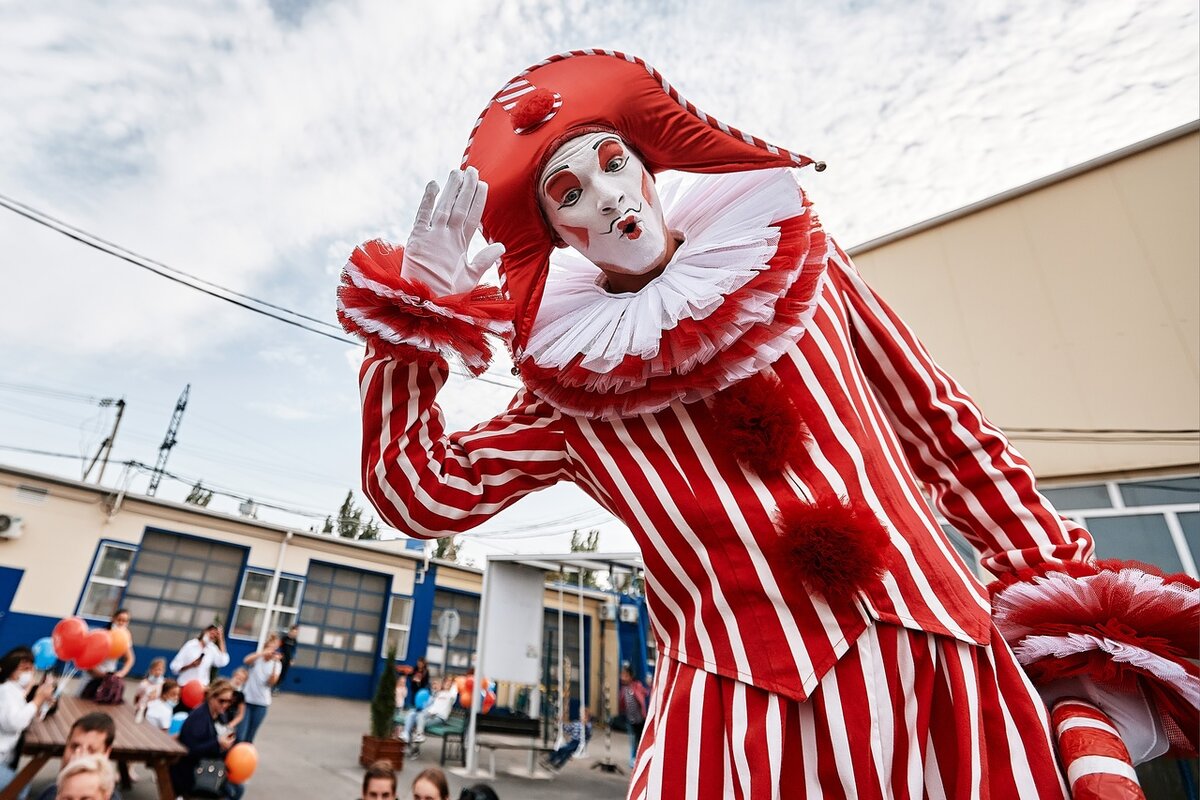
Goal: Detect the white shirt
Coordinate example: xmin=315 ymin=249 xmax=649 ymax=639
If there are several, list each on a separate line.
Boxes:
xmin=426 ymin=689 xmax=456 ymax=721
xmin=144 ymin=698 xmax=174 ymax=730
xmin=242 ymin=657 xmax=280 ymax=707
xmin=169 ymin=638 xmax=230 ymax=686
xmin=0 ymin=680 xmax=37 ymax=763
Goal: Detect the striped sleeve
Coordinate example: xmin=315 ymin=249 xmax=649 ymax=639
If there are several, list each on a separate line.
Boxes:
xmin=358 ymin=347 xmax=573 ymax=538
xmin=829 ymin=249 xmax=1094 ymax=577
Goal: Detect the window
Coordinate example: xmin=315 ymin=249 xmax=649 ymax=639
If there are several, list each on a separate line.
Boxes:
xmin=294 ymin=563 xmax=388 ymax=675
xmin=230 ymin=571 xmax=304 ymax=641
xmin=123 ymin=531 xmax=245 ymax=651
xmin=426 ymin=590 xmax=480 ymax=673
xmin=1042 ymin=476 xmax=1199 ymax=578
xmin=383 ymin=596 xmax=414 ymax=659
xmin=78 ymin=543 xmax=136 ymax=620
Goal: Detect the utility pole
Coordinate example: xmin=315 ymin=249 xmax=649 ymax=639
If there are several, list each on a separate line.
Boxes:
xmin=147 ymin=384 xmax=189 ymax=497
xmin=82 ymin=398 xmax=126 ymax=485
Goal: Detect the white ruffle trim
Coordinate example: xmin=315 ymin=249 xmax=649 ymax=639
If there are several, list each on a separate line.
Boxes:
xmin=525 ymin=168 xmax=806 ymax=373
xmin=1015 ymin=633 xmax=1200 ymax=707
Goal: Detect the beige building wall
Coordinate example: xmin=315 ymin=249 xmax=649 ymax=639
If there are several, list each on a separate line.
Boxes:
xmin=0 ymin=466 xmax=420 ymax=620
xmin=848 ymin=125 xmax=1200 ymax=480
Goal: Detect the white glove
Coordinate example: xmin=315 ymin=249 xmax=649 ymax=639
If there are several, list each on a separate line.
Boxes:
xmin=401 ymin=166 xmax=506 ymax=296
xmin=1038 ymin=676 xmax=1169 ymax=765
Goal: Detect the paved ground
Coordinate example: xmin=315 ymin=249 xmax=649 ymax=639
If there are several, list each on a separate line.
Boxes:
xmin=22 ymin=693 xmax=633 ymax=799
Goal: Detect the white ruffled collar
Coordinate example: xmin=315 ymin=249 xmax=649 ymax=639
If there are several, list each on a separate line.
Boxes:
xmin=524 ymin=168 xmax=806 ymax=373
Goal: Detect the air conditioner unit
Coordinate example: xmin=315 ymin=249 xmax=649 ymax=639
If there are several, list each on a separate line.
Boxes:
xmin=0 ymin=514 xmax=24 ymax=540
xmin=598 ymin=602 xmax=618 ymax=621
xmin=618 ymin=605 xmax=640 ymax=624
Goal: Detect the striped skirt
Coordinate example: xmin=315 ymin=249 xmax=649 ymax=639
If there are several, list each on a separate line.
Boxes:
xmin=628 ymin=623 xmax=1069 ymax=799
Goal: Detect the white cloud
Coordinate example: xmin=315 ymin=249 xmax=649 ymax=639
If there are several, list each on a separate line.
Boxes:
xmin=0 ymin=0 xmax=1196 ymax=552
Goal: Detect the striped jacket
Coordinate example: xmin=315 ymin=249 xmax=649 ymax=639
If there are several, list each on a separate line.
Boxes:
xmin=354 ymin=241 xmax=1094 ymax=702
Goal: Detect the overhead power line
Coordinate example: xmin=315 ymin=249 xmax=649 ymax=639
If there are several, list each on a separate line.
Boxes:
xmin=0 ymin=193 xmax=521 ymax=390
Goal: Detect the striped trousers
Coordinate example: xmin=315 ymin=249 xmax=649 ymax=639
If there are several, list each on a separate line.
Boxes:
xmin=628 ymin=624 xmax=1069 ymax=799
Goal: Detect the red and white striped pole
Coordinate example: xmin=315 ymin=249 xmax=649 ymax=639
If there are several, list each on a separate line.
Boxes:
xmin=1051 ymin=698 xmax=1145 ymax=800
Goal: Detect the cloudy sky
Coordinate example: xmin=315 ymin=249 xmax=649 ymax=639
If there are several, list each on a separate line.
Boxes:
xmin=0 ymin=0 xmax=1196 ymax=562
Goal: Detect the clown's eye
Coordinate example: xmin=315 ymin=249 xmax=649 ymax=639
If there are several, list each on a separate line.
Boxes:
xmin=559 ymin=188 xmax=581 ymax=208
xmin=605 ymin=156 xmax=626 ymax=172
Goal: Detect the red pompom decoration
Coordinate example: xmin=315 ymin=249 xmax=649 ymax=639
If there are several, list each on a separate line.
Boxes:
xmin=708 ymin=374 xmax=809 ymax=472
xmin=774 ymin=495 xmax=890 ymax=597
xmin=510 ymin=89 xmax=557 ymax=131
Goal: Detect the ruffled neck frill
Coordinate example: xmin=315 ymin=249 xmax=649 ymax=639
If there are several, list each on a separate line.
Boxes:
xmin=518 ymin=168 xmax=830 ymax=419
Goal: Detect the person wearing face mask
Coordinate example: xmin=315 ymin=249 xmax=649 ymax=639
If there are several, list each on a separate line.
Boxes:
xmin=338 ymin=52 xmax=1198 ymax=798
xmin=169 ymin=625 xmax=229 ymax=689
xmin=0 ymin=646 xmax=56 ymax=792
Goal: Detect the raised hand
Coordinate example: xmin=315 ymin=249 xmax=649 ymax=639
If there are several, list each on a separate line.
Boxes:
xmin=401 ymin=167 xmax=506 ymax=296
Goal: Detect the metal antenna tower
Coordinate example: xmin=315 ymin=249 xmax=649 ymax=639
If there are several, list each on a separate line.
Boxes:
xmin=147 ymin=384 xmax=190 ymax=496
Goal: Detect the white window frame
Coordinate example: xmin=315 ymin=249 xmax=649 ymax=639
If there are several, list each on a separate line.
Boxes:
xmin=382 ymin=595 xmax=414 ymax=660
xmin=230 ymin=569 xmax=305 ymax=641
xmin=78 ymin=542 xmax=137 ymax=621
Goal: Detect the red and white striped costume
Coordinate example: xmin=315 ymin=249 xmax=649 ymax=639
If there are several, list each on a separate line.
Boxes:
xmin=339 ymin=51 xmax=1198 ymax=799
xmin=347 ymin=172 xmax=1087 ymax=797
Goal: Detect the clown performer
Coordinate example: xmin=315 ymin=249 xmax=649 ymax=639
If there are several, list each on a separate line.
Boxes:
xmin=337 ymin=52 xmax=1198 ymax=799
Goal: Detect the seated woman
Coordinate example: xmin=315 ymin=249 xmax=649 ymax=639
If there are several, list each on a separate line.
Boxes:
xmin=54 ymin=755 xmax=116 ymax=800
xmin=400 ymin=678 xmax=456 ymax=745
xmin=169 ymin=679 xmax=238 ymax=799
xmin=0 ymin=646 xmax=56 ymax=792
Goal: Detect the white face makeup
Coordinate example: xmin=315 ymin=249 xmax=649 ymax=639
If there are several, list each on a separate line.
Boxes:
xmin=538 ymin=131 xmax=670 ymax=278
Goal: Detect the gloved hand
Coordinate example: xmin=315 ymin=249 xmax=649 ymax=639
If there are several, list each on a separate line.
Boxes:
xmin=401 ymin=166 xmax=506 ymax=297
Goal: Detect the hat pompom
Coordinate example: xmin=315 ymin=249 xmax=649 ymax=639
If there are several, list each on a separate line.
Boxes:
xmin=510 ymin=89 xmax=557 ymax=132
xmin=774 ymin=496 xmax=890 ymax=597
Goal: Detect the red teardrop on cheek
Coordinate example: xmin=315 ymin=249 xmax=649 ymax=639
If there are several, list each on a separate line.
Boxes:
xmin=641 ymin=168 xmax=654 ymax=207
xmin=562 ymin=224 xmax=589 ymax=248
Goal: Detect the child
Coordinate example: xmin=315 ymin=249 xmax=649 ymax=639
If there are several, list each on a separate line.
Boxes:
xmin=135 ymin=657 xmax=167 ymax=710
xmin=543 ymin=709 xmax=592 ymax=771
xmin=145 ymin=679 xmax=179 ymax=731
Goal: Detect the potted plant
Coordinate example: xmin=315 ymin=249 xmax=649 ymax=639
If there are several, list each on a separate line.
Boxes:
xmin=359 ymin=646 xmax=405 ymax=768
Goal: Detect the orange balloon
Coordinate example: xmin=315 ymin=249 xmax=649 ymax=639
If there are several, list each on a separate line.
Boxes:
xmin=181 ymin=679 xmax=205 ymax=709
xmin=225 ymin=742 xmax=258 ymax=784
xmin=74 ymin=630 xmax=111 ymax=670
xmin=482 ymin=690 xmax=496 ymax=714
xmin=107 ymin=628 xmax=132 ymax=660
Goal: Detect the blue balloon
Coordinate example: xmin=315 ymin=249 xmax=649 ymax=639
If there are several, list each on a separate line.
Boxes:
xmin=414 ymin=688 xmax=431 ymax=709
xmin=169 ymin=712 xmax=188 ymax=736
xmin=32 ymin=637 xmax=56 ymax=671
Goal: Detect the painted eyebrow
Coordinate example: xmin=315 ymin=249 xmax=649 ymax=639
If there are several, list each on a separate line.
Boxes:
xmin=592 ymin=136 xmax=620 ymax=150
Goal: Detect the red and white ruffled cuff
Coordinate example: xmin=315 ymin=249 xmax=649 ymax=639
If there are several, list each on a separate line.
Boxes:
xmin=336 ymin=239 xmax=514 ymax=376
xmin=991 ymin=559 xmax=1200 ymax=758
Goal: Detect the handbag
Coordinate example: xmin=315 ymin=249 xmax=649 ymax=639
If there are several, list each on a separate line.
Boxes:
xmin=191 ymin=757 xmax=227 ymax=798
xmin=94 ymin=674 xmax=126 ymax=705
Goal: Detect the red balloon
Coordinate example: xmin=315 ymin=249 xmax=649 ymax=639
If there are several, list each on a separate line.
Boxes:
xmin=181 ymin=679 xmax=205 ymax=709
xmin=52 ymin=617 xmax=88 ymax=661
xmin=482 ymin=690 xmax=496 ymax=714
xmin=74 ymin=630 xmax=111 ymax=670
xmin=225 ymin=742 xmax=258 ymax=784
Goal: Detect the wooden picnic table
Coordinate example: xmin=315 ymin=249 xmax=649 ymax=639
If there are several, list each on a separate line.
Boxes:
xmin=0 ymin=696 xmax=187 ymax=800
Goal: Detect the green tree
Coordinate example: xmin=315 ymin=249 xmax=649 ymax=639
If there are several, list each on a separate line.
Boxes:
xmin=370 ymin=646 xmax=398 ymax=739
xmin=549 ymin=530 xmax=602 ymax=588
xmin=184 ymin=482 xmax=213 ymax=507
xmin=432 ymin=536 xmax=460 ymax=562
xmin=332 ymin=491 xmax=382 ymax=540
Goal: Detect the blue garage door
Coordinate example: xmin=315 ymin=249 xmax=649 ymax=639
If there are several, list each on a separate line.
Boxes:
xmin=294 ymin=562 xmax=388 ymax=676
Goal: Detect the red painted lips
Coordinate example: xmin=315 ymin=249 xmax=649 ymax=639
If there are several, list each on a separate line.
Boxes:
xmin=620 ymin=215 xmax=641 ymax=240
